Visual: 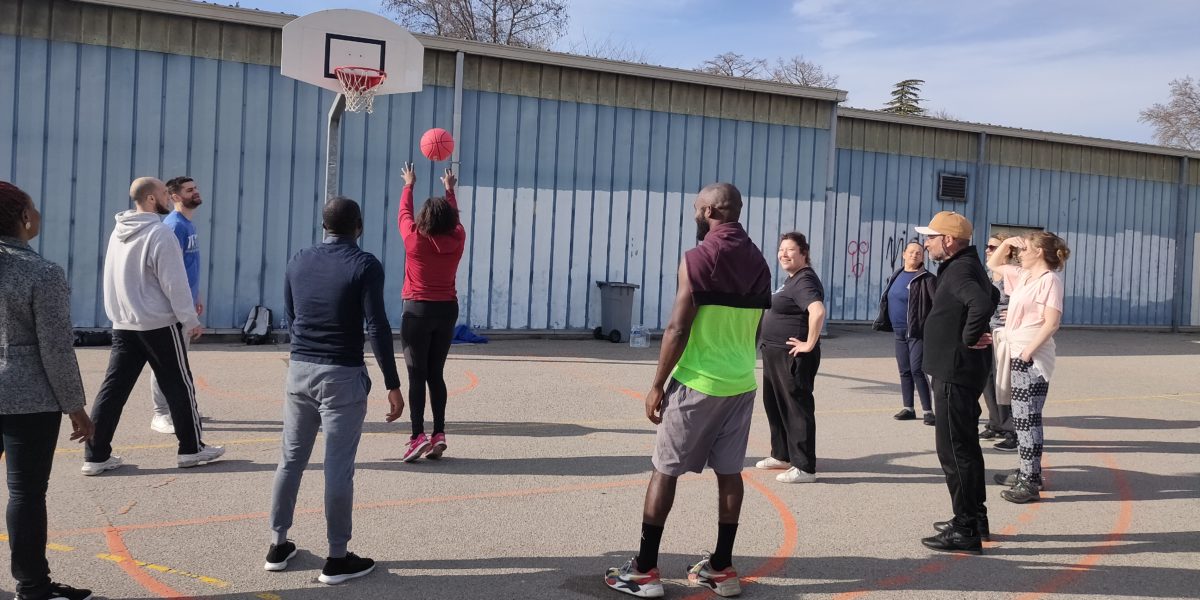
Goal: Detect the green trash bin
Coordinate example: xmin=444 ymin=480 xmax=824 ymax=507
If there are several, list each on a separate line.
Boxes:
xmin=594 ymin=281 xmax=639 ymax=343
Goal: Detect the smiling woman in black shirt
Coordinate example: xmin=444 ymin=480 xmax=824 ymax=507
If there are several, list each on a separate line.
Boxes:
xmin=756 ymin=232 xmax=826 ymax=484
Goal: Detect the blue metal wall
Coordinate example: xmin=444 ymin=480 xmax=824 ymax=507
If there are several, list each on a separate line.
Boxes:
xmin=826 ymin=148 xmax=978 ymax=321
xmin=0 ymin=33 xmax=834 ymax=330
xmin=826 ymin=147 xmax=1200 ymax=327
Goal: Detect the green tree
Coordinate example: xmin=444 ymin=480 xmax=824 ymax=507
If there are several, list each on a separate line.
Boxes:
xmin=883 ymin=79 xmax=926 ymax=116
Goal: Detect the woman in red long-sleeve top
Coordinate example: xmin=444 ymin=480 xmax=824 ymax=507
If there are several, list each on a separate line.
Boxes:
xmin=396 ymin=163 xmax=466 ymax=462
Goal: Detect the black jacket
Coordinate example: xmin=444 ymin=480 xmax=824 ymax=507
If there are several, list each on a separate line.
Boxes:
xmin=921 ymin=246 xmax=1000 ymax=388
xmin=872 ymin=267 xmax=937 ymax=338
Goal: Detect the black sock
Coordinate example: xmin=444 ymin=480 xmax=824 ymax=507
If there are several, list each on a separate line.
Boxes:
xmin=635 ymin=523 xmax=665 ymax=571
xmin=709 ymin=523 xmax=739 ymax=571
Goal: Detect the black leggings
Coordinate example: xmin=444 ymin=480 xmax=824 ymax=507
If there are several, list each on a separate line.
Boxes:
xmin=400 ymin=301 xmax=458 ymax=437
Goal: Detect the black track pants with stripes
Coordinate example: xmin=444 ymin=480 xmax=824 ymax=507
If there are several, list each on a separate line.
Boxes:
xmin=85 ymin=325 xmax=203 ymax=462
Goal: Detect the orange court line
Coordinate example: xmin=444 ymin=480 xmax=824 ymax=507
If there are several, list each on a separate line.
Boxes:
xmin=104 ymin=527 xmax=191 ymax=599
xmin=1014 ymin=452 xmax=1133 ymax=600
xmin=448 ymin=370 xmax=480 ymax=397
xmin=49 ymin=476 xmax=662 ymax=539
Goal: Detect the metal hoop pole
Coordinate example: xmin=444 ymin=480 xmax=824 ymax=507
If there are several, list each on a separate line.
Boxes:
xmin=325 ymin=93 xmax=346 ymax=204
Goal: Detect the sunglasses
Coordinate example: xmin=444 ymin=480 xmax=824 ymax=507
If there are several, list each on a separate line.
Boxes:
xmin=986 ymin=244 xmax=998 ymax=250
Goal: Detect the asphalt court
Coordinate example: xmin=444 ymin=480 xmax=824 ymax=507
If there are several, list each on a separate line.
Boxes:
xmin=4 ymin=328 xmax=1198 ymax=599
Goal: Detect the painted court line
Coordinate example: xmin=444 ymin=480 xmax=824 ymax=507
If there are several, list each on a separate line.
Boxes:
xmin=103 ymin=527 xmax=190 ymax=599
xmin=96 ymin=553 xmax=230 ymax=588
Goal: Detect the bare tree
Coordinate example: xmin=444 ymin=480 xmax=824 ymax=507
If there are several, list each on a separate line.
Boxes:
xmin=1140 ymin=77 xmax=1200 ymax=151
xmin=768 ymin=55 xmax=838 ymax=88
xmin=929 ymin=108 xmax=958 ymax=121
xmin=695 ymin=52 xmax=769 ymax=79
xmin=383 ymin=0 xmax=568 ymax=50
xmin=566 ymin=33 xmax=650 ymax=63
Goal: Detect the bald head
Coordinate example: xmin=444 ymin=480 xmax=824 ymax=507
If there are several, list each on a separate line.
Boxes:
xmin=130 ymin=177 xmax=169 ymax=215
xmin=697 ymin=183 xmax=743 ymax=223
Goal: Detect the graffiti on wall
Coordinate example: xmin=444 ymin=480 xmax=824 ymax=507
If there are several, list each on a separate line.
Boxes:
xmin=848 ymin=240 xmax=869 ymax=278
xmin=885 ymin=230 xmax=920 ymax=270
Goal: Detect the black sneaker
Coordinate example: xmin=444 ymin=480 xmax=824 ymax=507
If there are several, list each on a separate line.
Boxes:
xmin=994 ymin=470 xmax=1043 ymax=491
xmin=993 ymin=436 xmax=1018 ymax=452
xmin=1001 ymin=480 xmax=1042 ymax=504
xmin=264 ymin=540 xmax=298 ymax=571
xmin=318 ymin=552 xmax=375 ymax=584
xmin=923 ymin=412 xmax=936 ymax=426
xmin=934 ymin=516 xmax=990 ymax=541
xmin=979 ymin=428 xmax=1000 ymax=440
xmin=893 ymin=408 xmax=916 ymax=421
xmin=920 ymin=525 xmax=982 ymax=555
xmin=18 ymin=582 xmax=93 ymax=600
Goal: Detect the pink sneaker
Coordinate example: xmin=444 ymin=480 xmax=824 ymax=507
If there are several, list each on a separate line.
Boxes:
xmin=401 ymin=433 xmax=431 ymax=462
xmin=425 ymin=433 xmax=447 ymax=459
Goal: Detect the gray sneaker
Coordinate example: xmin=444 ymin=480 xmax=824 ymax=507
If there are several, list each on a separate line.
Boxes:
xmin=81 ymin=455 xmax=123 ymax=476
xmin=178 ymin=445 xmax=225 ymax=468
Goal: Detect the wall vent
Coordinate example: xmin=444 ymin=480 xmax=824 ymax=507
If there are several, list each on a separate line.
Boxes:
xmin=938 ymin=173 xmax=968 ymax=201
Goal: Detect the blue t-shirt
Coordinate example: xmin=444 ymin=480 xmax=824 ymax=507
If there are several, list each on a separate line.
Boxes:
xmin=162 ymin=211 xmax=200 ymax=303
xmin=887 ymin=270 xmax=918 ymax=329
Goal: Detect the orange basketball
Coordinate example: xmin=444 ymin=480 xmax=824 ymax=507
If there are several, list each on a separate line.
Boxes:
xmin=420 ymin=128 xmax=454 ymax=162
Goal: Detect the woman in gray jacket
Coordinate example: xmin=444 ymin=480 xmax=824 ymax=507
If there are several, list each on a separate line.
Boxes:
xmin=0 ymin=181 xmax=95 ymax=600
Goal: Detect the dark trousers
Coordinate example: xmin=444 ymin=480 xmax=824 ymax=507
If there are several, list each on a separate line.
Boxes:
xmin=400 ymin=302 xmax=458 ymax=437
xmin=893 ymin=327 xmax=931 ymax=412
xmin=760 ymin=344 xmax=820 ymax=474
xmin=86 ymin=325 xmax=203 ymax=461
xmin=931 ymin=377 xmax=987 ymax=532
xmin=1 ymin=411 xmax=61 ymax=598
xmin=981 ymin=356 xmax=1013 ymax=434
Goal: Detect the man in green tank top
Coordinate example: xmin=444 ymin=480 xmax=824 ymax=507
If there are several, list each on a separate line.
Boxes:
xmin=605 ymin=183 xmax=772 ymax=598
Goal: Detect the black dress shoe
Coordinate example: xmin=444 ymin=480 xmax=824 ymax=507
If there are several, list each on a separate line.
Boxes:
xmin=933 ymin=517 xmax=990 ymax=541
xmin=921 ymin=526 xmax=982 ymax=555
xmin=894 ymin=409 xmax=916 ymax=420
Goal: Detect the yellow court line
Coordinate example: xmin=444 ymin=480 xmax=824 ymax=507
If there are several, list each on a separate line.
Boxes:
xmin=0 ymin=534 xmax=74 ymax=552
xmin=96 ymin=553 xmax=229 ymax=588
xmin=256 ymin=594 xmax=283 ymax=600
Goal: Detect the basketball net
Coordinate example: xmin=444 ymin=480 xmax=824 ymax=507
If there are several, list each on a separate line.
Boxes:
xmin=334 ymin=66 xmax=387 ymax=114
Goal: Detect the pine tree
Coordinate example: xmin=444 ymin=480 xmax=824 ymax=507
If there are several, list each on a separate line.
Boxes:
xmin=883 ymin=79 xmax=927 ymax=116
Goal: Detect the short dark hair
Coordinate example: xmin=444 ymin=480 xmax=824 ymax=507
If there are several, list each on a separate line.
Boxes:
xmin=166 ymin=176 xmax=193 ymax=195
xmin=780 ymin=231 xmax=810 ymax=261
xmin=698 ymin=182 xmax=743 ymax=222
xmin=0 ymin=181 xmax=32 ymax=238
xmin=415 ymin=196 xmax=459 ymax=237
xmin=322 ymin=197 xmax=362 ymax=236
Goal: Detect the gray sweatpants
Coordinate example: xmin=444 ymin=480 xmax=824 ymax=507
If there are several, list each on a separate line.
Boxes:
xmin=269 ymin=361 xmax=370 ymax=558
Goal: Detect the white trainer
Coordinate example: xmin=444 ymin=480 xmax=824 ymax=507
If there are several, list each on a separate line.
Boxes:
xmin=81 ymin=455 xmax=124 ymax=476
xmin=178 ymin=445 xmax=225 ymax=468
xmin=755 ymin=457 xmax=790 ymax=470
xmin=150 ymin=414 xmax=175 ymax=434
xmin=776 ymin=467 xmax=817 ymax=483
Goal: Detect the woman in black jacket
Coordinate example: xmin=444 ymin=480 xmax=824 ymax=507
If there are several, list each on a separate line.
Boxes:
xmin=873 ymin=242 xmax=937 ymax=425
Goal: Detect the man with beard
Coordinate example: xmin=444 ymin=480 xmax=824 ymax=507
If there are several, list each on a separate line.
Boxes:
xmin=605 ymin=183 xmax=772 ymax=598
xmin=148 ymin=176 xmax=205 ymax=434
xmin=916 ymin=211 xmax=998 ymax=554
xmin=82 ymin=177 xmax=224 ymax=476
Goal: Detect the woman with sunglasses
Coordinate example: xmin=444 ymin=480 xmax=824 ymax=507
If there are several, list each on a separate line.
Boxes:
xmin=986 ymin=231 xmax=1071 ymax=503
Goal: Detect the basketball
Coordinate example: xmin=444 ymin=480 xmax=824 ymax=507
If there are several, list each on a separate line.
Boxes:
xmin=421 ymin=128 xmax=455 ymax=161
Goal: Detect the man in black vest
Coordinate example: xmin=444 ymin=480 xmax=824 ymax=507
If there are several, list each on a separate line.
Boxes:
xmin=915 ymin=211 xmax=999 ymax=554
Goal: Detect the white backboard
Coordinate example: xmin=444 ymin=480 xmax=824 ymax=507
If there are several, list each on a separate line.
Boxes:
xmin=281 ymin=9 xmax=424 ymax=95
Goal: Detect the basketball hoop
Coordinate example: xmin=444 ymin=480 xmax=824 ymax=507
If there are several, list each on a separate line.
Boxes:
xmin=334 ymin=66 xmax=387 ymax=113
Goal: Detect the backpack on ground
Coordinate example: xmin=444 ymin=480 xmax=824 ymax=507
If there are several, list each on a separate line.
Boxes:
xmin=242 ymin=305 xmax=272 ymax=345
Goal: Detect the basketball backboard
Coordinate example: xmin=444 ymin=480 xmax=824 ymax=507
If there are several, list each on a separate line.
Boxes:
xmin=281 ymin=9 xmax=424 ymax=96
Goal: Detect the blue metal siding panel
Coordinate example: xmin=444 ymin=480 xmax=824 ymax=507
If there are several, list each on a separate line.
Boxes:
xmin=1187 ymin=184 xmax=1199 ymax=326
xmin=40 ymin=40 xmax=78 ymax=272
xmin=0 ymin=35 xmax=16 ymax=182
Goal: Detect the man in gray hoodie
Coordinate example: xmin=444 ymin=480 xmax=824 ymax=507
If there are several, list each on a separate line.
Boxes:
xmin=82 ymin=177 xmax=224 ymax=475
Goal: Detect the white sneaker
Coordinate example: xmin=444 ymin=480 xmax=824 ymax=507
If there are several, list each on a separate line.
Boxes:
xmin=776 ymin=467 xmax=817 ymax=483
xmin=178 ymin=445 xmax=225 ymax=468
xmin=755 ymin=457 xmax=790 ymax=470
xmin=81 ymin=455 xmax=124 ymax=476
xmin=150 ymin=414 xmax=175 ymax=434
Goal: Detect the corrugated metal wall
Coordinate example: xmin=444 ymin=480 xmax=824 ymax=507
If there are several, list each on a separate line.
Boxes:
xmin=827 ymin=118 xmax=1199 ymax=327
xmin=0 ymin=31 xmax=834 ymax=330
xmin=4 ymin=0 xmax=1199 ymax=330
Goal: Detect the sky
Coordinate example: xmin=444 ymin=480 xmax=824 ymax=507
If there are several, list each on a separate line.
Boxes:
xmin=226 ymin=0 xmax=1199 ymax=145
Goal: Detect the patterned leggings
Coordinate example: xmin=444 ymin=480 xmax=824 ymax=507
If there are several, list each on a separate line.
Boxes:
xmin=1010 ymin=358 xmax=1049 ymax=485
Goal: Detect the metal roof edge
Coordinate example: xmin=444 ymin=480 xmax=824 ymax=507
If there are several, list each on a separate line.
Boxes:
xmin=839 ymin=107 xmax=1200 ymax=160
xmin=74 ymin=0 xmax=848 ymax=103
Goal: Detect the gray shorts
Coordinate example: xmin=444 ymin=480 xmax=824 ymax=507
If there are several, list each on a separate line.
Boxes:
xmin=652 ymin=379 xmax=756 ymax=477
